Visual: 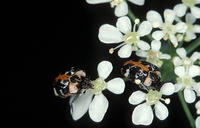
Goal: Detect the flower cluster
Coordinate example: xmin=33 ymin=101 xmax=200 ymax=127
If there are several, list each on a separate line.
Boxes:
xmin=54 ymin=0 xmax=200 ymax=127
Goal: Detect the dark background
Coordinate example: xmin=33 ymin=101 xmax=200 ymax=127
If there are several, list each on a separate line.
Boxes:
xmin=2 ymin=0 xmax=199 ymax=128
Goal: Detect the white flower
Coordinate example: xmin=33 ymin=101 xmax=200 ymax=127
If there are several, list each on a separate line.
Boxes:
xmin=196 ymin=100 xmax=200 ymax=114
xmin=128 ymin=83 xmax=174 ymax=125
xmin=146 ymin=9 xmax=186 ymax=47
xmin=173 ymin=0 xmax=200 ymax=18
xmin=184 ymin=13 xmax=200 ymax=41
xmin=173 ymin=47 xmax=200 ymax=67
xmin=196 ymin=116 xmax=200 ymax=128
xmin=136 ymin=40 xmax=171 ymax=67
xmin=99 ymin=16 xmax=152 ymax=58
xmin=195 ymin=101 xmax=200 ymax=128
xmin=86 ymin=0 xmax=145 ymax=17
xmin=193 ymin=82 xmax=200 ymax=96
xmin=69 ymin=61 xmax=125 ymax=122
xmin=174 ymin=65 xmax=200 ymax=103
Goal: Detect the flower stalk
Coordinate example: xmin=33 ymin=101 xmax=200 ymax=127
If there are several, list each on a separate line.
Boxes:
xmin=177 ymin=91 xmax=196 ymax=128
xmin=186 ymin=37 xmax=200 ymax=54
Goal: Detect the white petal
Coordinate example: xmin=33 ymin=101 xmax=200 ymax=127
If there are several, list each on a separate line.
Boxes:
xmin=137 ymin=21 xmax=152 ymax=37
xmin=189 ymin=65 xmax=200 ymax=77
xmin=89 ymin=93 xmax=109 ymax=122
xmin=107 ymin=78 xmax=125 ymax=94
xmin=190 ymin=52 xmax=200 ymax=62
xmin=175 ymin=66 xmax=185 ymax=78
xmin=193 ymin=25 xmax=200 ymax=33
xmin=136 ymin=50 xmax=148 ymax=57
xmin=97 ymin=61 xmax=113 ymax=79
xmin=173 ymin=56 xmax=183 ymax=66
xmin=174 ymin=83 xmax=183 ymax=92
xmin=191 ymin=6 xmax=200 ymax=19
xmin=160 ymin=82 xmax=174 ymax=96
xmin=196 ymin=116 xmax=200 ymax=128
xmin=155 ymin=101 xmax=169 ymax=120
xmin=196 ymin=0 xmax=200 ymax=4
xmin=116 ymin=16 xmax=131 ymax=34
xmin=128 ymin=91 xmax=146 ymax=105
xmin=86 ymin=0 xmax=112 ymax=4
xmin=173 ymin=4 xmax=187 ymax=17
xmin=159 ymin=54 xmax=171 ymax=59
xmin=146 ymin=10 xmax=163 ymax=27
xmin=186 ymin=13 xmax=196 ymax=24
xmin=176 ymin=47 xmax=187 ymax=59
xmin=118 ymin=44 xmax=132 ymax=58
xmin=152 ymin=30 xmax=165 ymax=40
xmin=70 ymin=90 xmax=93 ymax=120
xmin=98 ymin=24 xmax=123 ymax=44
xmin=195 ymin=100 xmax=200 ymax=109
xmin=114 ymin=1 xmax=128 ymax=17
xmin=193 ymin=82 xmax=200 ymax=94
xmin=151 ymin=40 xmax=161 ymax=51
xmin=169 ymin=34 xmax=178 ymax=47
xmin=132 ymin=103 xmax=154 ymax=125
xmin=137 ymin=40 xmax=150 ymax=50
xmin=164 ymin=9 xmax=175 ymax=23
xmin=128 ymin=0 xmax=145 ymax=6
xmin=176 ymin=22 xmax=186 ymax=33
xmin=183 ymin=88 xmax=196 ymax=103
xmin=186 ymin=31 xmax=197 ymax=40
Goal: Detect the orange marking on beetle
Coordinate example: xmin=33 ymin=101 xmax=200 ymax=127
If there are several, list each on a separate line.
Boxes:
xmin=55 ymin=73 xmax=69 ymax=83
xmin=124 ymin=60 xmax=149 ymax=71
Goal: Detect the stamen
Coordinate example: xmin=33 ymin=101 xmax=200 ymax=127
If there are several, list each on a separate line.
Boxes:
xmin=134 ymin=18 xmax=140 ymax=24
xmin=135 ymin=79 xmax=141 ymax=84
xmin=110 ymin=0 xmax=123 ymax=8
xmin=165 ymin=98 xmax=170 ymax=104
xmin=163 ymin=35 xmax=169 ymax=41
xmin=109 ymin=43 xmax=126 ymax=54
xmin=109 ymin=48 xmax=114 ymax=54
xmin=132 ymin=19 xmax=139 ymax=32
xmin=197 ymin=109 xmax=200 ymax=114
xmin=160 ymin=98 xmax=171 ymax=104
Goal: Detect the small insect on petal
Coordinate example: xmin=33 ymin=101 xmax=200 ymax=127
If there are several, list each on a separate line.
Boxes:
xmin=121 ymin=60 xmax=162 ymax=91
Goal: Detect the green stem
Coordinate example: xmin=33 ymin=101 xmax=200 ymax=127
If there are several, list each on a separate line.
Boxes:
xmin=177 ymin=34 xmax=185 ymax=48
xmin=122 ymin=77 xmax=129 ymax=82
xmin=186 ymin=37 xmax=200 ymax=54
xmin=127 ymin=6 xmax=137 ymax=21
xmin=168 ymin=40 xmax=173 ymax=56
xmin=177 ymin=91 xmax=196 ymax=128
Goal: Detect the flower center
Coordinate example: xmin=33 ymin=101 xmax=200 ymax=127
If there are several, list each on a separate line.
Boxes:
xmin=182 ymin=0 xmax=195 ymax=7
xmin=146 ymin=90 xmax=162 ymax=106
xmin=182 ymin=57 xmax=193 ymax=67
xmin=181 ymin=75 xmax=194 ymax=88
xmin=146 ymin=50 xmax=161 ymax=63
xmin=123 ymin=32 xmax=140 ymax=45
xmin=162 ymin=22 xmax=176 ymax=35
xmin=89 ymin=78 xmax=107 ymax=95
xmin=110 ymin=0 xmax=123 ymax=8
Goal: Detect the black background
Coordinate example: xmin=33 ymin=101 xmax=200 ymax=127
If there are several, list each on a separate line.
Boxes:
xmin=2 ymin=0 xmax=199 ymax=128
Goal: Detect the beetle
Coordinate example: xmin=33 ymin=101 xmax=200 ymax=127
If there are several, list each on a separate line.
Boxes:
xmin=53 ymin=67 xmax=93 ymax=104
xmin=121 ymin=60 xmax=163 ymax=91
